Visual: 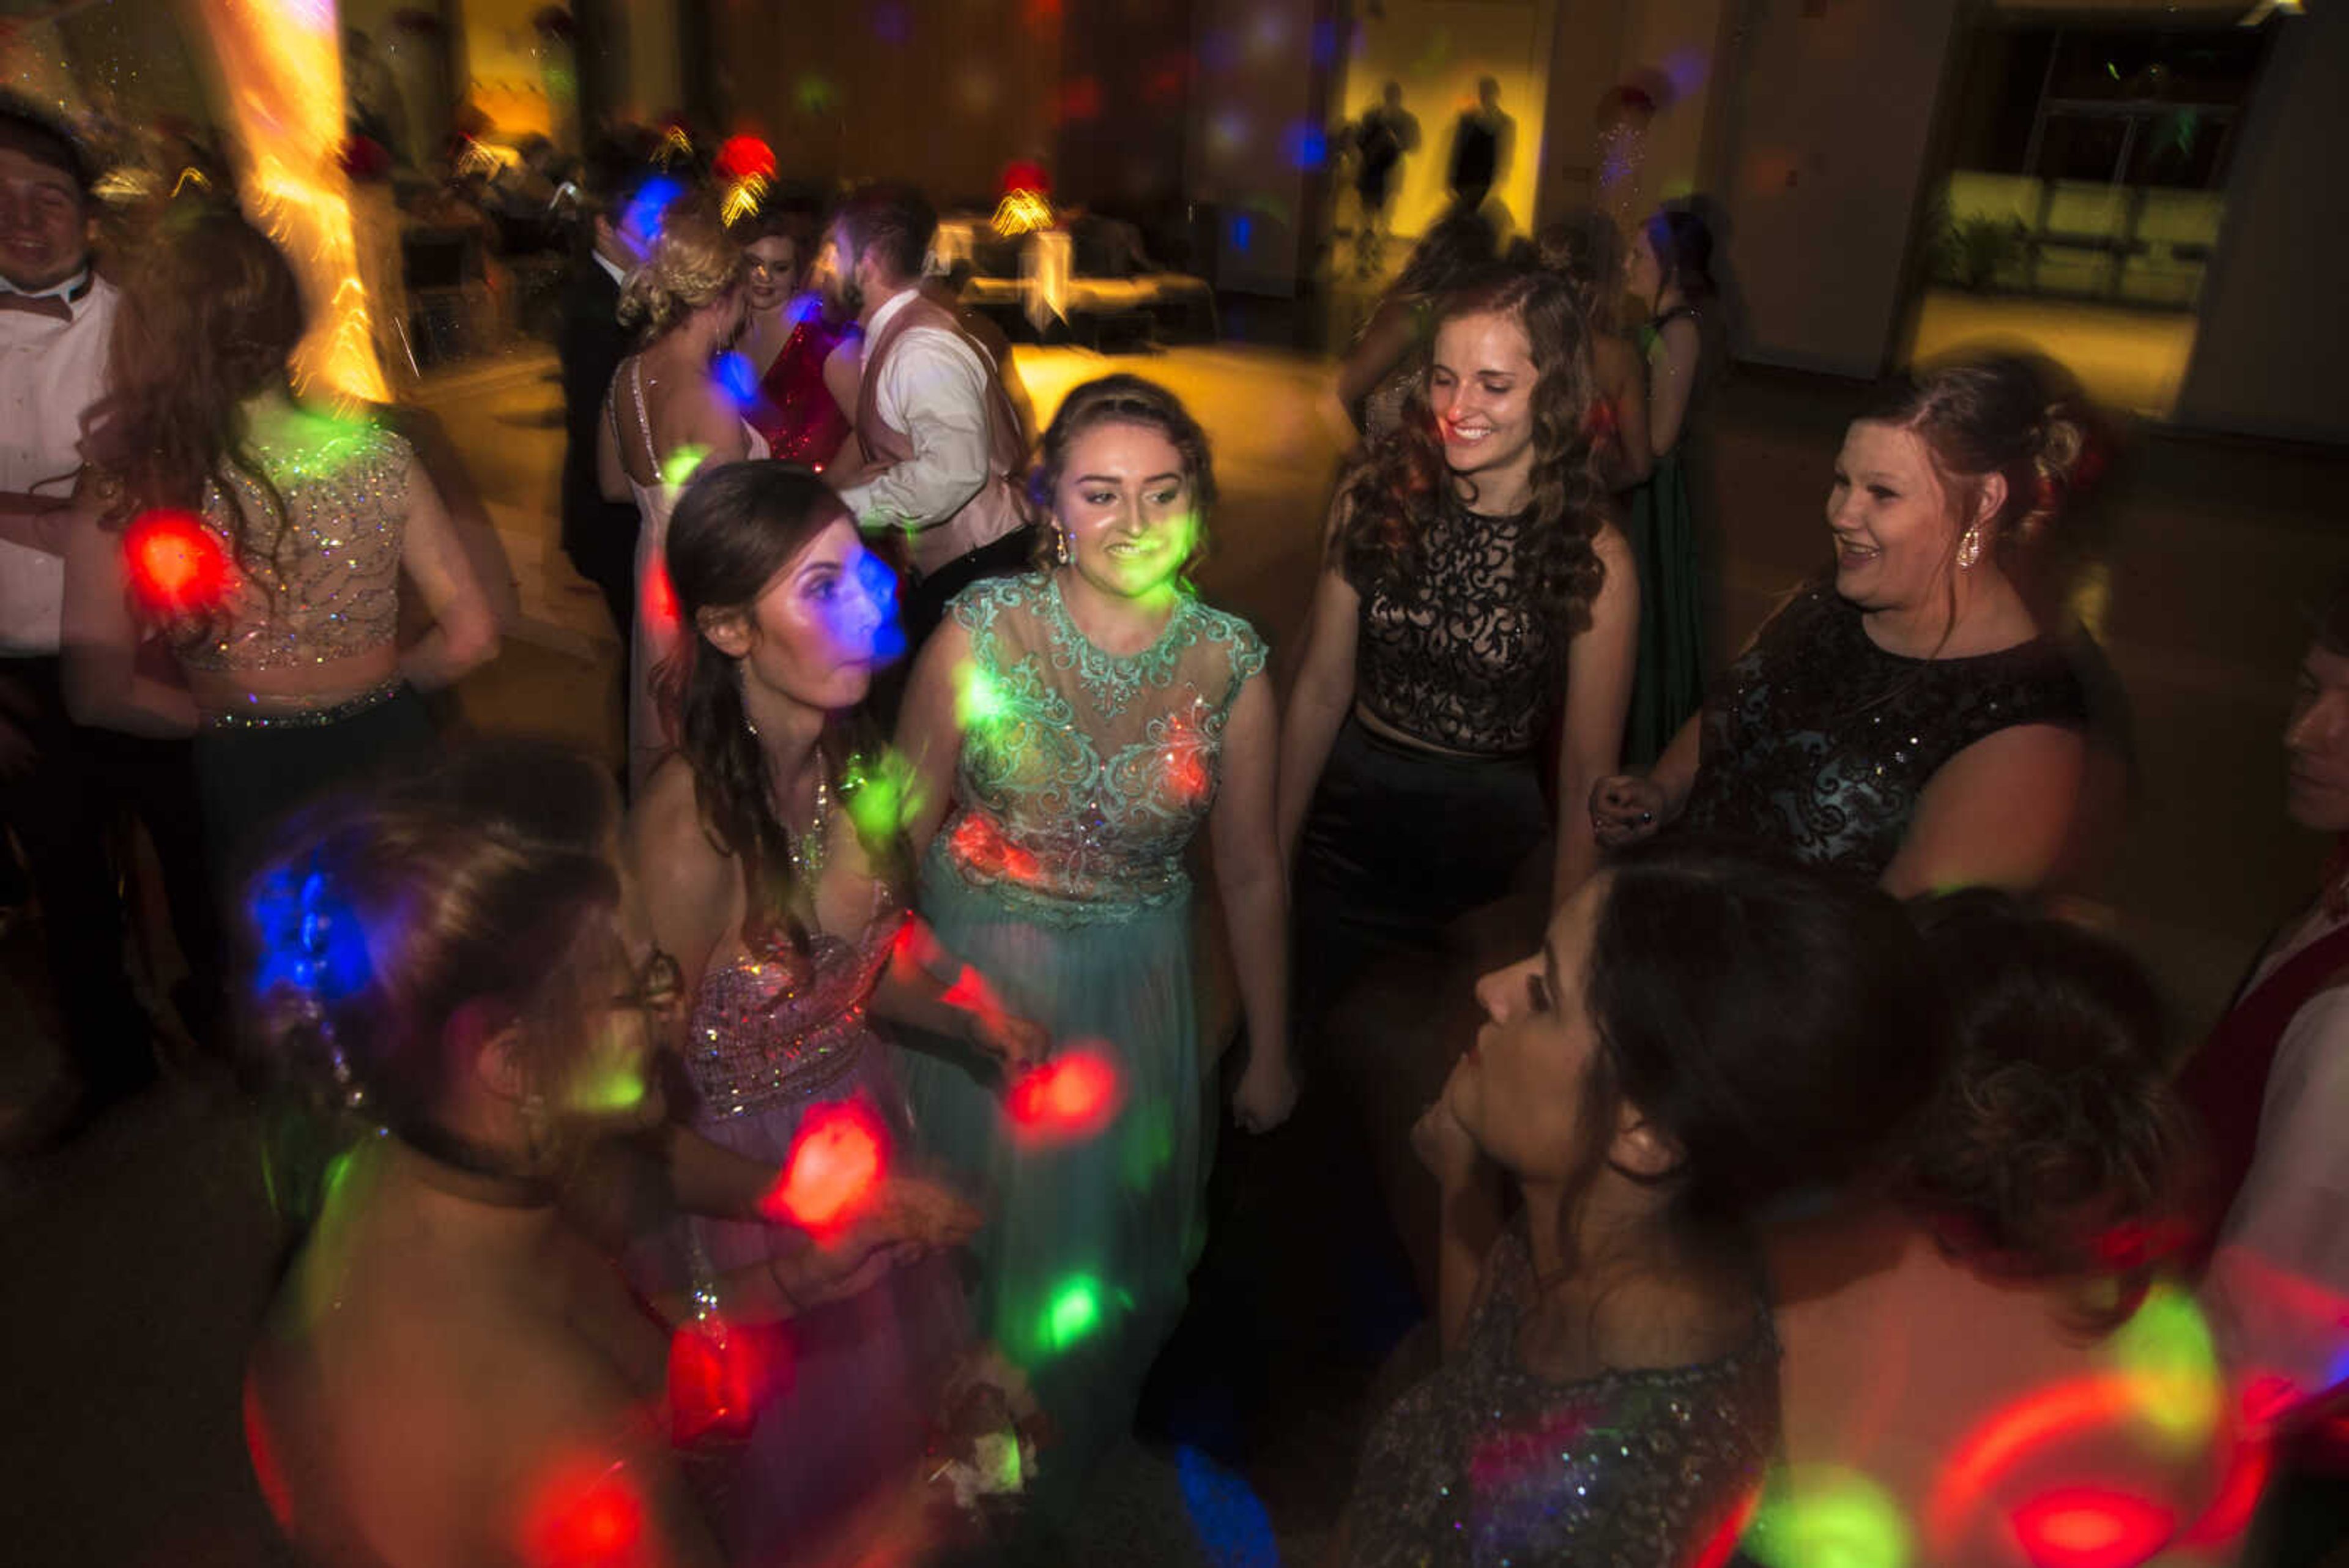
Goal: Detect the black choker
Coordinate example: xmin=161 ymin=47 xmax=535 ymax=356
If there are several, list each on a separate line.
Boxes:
xmin=395 ymin=1121 xmax=557 ymax=1208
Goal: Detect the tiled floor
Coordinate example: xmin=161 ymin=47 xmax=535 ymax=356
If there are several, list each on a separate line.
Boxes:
xmin=1 ymin=321 xmax=2340 ymax=1564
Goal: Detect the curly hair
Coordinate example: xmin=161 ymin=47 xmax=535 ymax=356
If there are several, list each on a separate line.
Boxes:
xmin=1870 ymin=352 xmax=2101 ymax=562
xmin=1027 ymin=373 xmax=1213 ymax=572
xmin=1901 ymin=891 xmax=2197 ymax=1336
xmin=618 ymin=190 xmax=743 ymax=340
xmin=1330 ymin=264 xmax=1609 ymax=630
xmin=83 ymin=203 xmax=306 ymax=587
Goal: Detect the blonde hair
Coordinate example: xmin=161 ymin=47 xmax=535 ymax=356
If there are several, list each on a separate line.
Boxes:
xmin=618 ymin=191 xmax=743 ymax=340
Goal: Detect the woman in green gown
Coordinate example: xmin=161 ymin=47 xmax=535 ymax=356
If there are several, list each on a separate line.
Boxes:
xmin=1622 ymin=207 xmax=1718 ymax=767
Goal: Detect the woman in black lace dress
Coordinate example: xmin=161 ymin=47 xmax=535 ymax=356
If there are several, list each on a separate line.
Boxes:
xmin=1591 ymin=354 xmax=2098 ymax=896
xmin=1340 ymin=839 xmax=1945 ymax=1567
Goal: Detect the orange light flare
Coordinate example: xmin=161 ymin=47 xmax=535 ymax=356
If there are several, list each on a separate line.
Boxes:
xmin=2008 ymin=1487 xmax=2175 ymax=1568
xmin=948 ymin=813 xmax=1043 ymax=886
xmin=518 ymin=1454 xmax=648 ymax=1568
xmin=760 ymin=1100 xmax=888 ymax=1235
xmin=124 ymin=509 xmax=233 ymax=617
xmin=195 ymin=0 xmax=390 ymax=403
xmin=1006 ymin=1048 xmax=1122 ymax=1145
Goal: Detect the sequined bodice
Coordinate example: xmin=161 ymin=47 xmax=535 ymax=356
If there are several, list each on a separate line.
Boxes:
xmin=683 ymin=916 xmax=902 ymax=1121
xmin=176 ymin=425 xmax=412 ymax=672
xmin=1349 ymin=1235 xmax=1778 ymax=1568
xmin=1354 ymin=498 xmax=1562 ymax=756
xmin=1681 ymin=578 xmax=2090 ymax=880
xmin=930 ymin=574 xmax=1267 ymax=926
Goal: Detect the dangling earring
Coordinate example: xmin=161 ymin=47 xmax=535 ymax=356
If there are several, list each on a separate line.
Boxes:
xmin=1053 ymin=524 xmax=1071 ymax=568
xmin=1957 ymin=526 xmax=1984 ymax=570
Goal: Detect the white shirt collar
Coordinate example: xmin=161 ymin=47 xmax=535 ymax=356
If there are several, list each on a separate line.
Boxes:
xmin=866 ymin=286 xmax=921 ymax=336
xmin=0 ymin=266 xmax=94 ymax=304
xmin=592 ymin=250 xmax=628 ymax=289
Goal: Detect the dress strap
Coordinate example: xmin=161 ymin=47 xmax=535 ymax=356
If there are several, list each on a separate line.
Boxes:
xmin=1653 ymin=303 xmax=1701 ymax=331
xmin=627 ymin=359 xmax=661 ymax=480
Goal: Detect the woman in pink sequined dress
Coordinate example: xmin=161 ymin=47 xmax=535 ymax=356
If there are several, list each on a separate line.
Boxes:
xmin=626 ymin=462 xmax=1042 ymax=1562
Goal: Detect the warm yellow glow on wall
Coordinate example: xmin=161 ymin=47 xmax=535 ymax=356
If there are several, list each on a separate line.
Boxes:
xmin=196 ymin=0 xmax=390 ymax=404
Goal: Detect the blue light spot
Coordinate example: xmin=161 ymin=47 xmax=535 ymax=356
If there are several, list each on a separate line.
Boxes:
xmin=853 ymin=551 xmax=907 ymax=665
xmin=623 ymin=174 xmax=686 ymax=250
xmin=1283 ymin=122 xmax=1328 ymax=171
xmin=713 ymin=351 xmax=759 ymax=412
xmin=1175 ymin=1446 xmax=1278 ymax=1568
xmin=1231 ymin=214 xmax=1253 ymax=252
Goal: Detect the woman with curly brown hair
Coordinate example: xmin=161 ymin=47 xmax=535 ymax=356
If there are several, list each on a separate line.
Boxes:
xmin=1281 ymin=263 xmax=1636 ymax=1069
xmin=595 ymin=190 xmax=768 ymax=793
xmin=60 ymin=205 xmax=500 ymax=879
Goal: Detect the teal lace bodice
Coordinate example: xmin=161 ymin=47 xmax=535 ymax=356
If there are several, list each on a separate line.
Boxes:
xmin=928 ymin=573 xmax=1267 ymax=926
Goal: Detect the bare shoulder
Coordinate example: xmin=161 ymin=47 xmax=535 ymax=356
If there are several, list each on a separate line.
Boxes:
xmin=628 ymin=757 xmax=730 ymax=894
xmin=1590 ymin=516 xmax=1634 ymax=574
xmin=1587 ymin=1268 xmax=1761 ymax=1375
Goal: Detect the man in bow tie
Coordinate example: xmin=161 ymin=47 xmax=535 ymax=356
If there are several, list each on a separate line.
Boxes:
xmin=0 ymin=96 xmax=216 ymax=1144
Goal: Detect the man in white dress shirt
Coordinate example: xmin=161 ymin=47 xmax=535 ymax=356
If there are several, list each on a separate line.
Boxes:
xmin=823 ymin=182 xmax=1033 ymax=662
xmin=0 ymin=97 xmax=215 ymax=1142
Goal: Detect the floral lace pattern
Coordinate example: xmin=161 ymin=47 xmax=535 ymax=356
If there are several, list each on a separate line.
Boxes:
xmin=1681 ymin=577 xmax=2090 ymax=880
xmin=1353 ymin=494 xmax=1564 ymax=757
xmin=932 ymin=573 xmax=1267 ymax=926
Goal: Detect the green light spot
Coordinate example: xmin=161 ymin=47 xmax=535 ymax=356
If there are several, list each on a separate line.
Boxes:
xmin=956 ymin=660 xmax=1013 ymax=734
xmin=1745 ymin=1464 xmax=1910 ymax=1568
xmin=1037 ymin=1275 xmax=1104 ymax=1355
xmin=570 ymin=1058 xmax=649 ymax=1115
xmin=1121 ymin=1102 xmax=1176 ymax=1192
xmin=842 ymin=747 xmax=923 ymax=845
xmin=2109 ymin=1282 xmax=2221 ymax=1447
xmin=660 ymin=443 xmax=712 ymax=489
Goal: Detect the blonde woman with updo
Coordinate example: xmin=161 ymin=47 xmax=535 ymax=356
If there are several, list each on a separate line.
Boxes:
xmin=597 ymin=191 xmax=768 ymax=793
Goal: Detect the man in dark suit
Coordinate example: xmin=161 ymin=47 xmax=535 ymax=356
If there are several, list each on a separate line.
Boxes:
xmin=557 ymin=140 xmax=659 ymax=644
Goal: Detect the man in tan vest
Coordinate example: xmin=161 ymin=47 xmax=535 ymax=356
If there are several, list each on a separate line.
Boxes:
xmin=824 ymin=182 xmax=1033 ymax=657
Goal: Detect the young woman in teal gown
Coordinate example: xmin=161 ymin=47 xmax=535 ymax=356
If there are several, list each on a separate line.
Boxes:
xmin=892 ymin=374 xmax=1296 ymax=1511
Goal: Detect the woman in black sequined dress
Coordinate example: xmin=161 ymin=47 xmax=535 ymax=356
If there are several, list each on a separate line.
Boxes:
xmin=1340 ymin=839 xmax=1946 ymax=1567
xmin=1592 ymin=355 xmax=2099 ymax=896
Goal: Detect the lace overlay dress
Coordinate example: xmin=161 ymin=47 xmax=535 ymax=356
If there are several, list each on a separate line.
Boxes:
xmin=897 ymin=572 xmax=1267 ymax=1499
xmin=647 ymin=905 xmax=968 ymax=1562
xmin=1347 ymin=1234 xmax=1778 ymax=1568
xmin=1680 ymin=578 xmax=2090 ymax=880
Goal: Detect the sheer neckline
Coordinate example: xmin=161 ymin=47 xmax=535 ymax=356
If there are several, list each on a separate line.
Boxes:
xmin=1044 ymin=570 xmax=1191 ymax=666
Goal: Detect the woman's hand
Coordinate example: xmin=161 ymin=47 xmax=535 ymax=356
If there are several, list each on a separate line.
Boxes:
xmin=1590 ymin=774 xmax=1668 ymax=849
xmin=1231 ymin=1050 xmax=1297 ymax=1135
xmin=967 ymin=1007 xmax=1050 ymax=1072
xmin=1412 ymin=1092 xmax=1481 ymax=1192
xmin=776 ymin=1173 xmax=983 ymax=1309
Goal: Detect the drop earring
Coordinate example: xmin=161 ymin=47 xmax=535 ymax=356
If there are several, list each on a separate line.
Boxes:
xmin=1053 ymin=524 xmax=1071 ymax=568
xmin=1957 ymin=527 xmax=1984 ymax=570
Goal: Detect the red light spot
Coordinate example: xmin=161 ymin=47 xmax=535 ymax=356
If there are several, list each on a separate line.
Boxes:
xmin=124 ymin=509 xmax=232 ymax=616
xmin=1056 ymin=76 xmax=1102 ymax=124
xmin=1688 ymin=1485 xmax=1762 ymax=1568
xmin=1007 ymin=1049 xmax=1121 ymax=1142
xmin=1926 ymin=1375 xmax=2145 ymax=1551
xmin=242 ymin=1370 xmax=294 ymax=1531
xmin=1143 ymin=54 xmax=1190 ymax=106
xmin=641 ymin=560 xmax=678 ymax=635
xmin=763 ymin=1099 xmax=886 ymax=1233
xmin=712 ymin=133 xmax=776 ymax=182
xmin=519 ymin=1457 xmax=646 ymax=1568
xmin=667 ymin=1314 xmax=772 ymax=1444
xmin=2009 ymin=1487 xmax=2175 ymax=1568
xmin=2181 ymin=1419 xmax=2272 ymax=1547
xmin=1021 ymin=0 xmax=1060 ymax=33
xmin=949 ymin=814 xmax=1043 ymax=886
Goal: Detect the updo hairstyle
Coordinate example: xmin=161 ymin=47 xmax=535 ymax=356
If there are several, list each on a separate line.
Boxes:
xmin=1901 ymin=891 xmax=2196 ymax=1332
xmin=1578 ymin=839 xmax=1948 ymax=1231
xmin=1026 ymin=373 xmax=1213 ymax=570
xmin=1870 ymin=353 xmax=2102 ymax=563
xmin=619 ymin=189 xmax=744 ymax=340
xmin=241 ymin=744 xmax=626 ymax=1141
xmin=1530 ymin=210 xmax=1623 ymax=325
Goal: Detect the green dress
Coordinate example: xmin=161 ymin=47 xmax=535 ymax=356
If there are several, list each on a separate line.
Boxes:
xmin=896 ymin=572 xmax=1267 ymax=1510
xmin=1623 ymin=303 xmax=1709 ymax=768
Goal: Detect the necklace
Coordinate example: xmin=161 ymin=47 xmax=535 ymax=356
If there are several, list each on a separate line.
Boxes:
xmin=792 ymin=771 xmax=832 ymax=888
xmin=395 ymin=1121 xmax=556 ymax=1209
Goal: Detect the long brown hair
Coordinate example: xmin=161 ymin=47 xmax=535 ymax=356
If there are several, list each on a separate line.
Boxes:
xmin=84 ymin=204 xmax=306 ymax=573
xmin=662 ymin=462 xmax=882 ymax=943
xmin=1330 ymin=264 xmax=1608 ymax=628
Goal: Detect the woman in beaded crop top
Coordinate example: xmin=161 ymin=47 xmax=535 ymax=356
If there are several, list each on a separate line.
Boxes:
xmin=62 ymin=206 xmax=499 ymax=872
xmin=1280 ymin=265 xmax=1636 ymax=1064
xmin=1590 ymin=354 xmax=2099 ymax=897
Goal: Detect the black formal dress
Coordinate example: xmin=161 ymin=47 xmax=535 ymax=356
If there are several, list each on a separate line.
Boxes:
xmin=557 ymin=255 xmax=640 ymax=643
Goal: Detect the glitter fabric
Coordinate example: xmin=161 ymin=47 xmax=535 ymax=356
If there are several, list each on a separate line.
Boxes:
xmin=1679 ymin=576 xmax=2090 ymax=879
xmin=1346 ymin=1233 xmax=1777 ymax=1568
xmin=177 ymin=424 xmax=412 ymax=672
xmin=683 ymin=918 xmax=902 ymax=1122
